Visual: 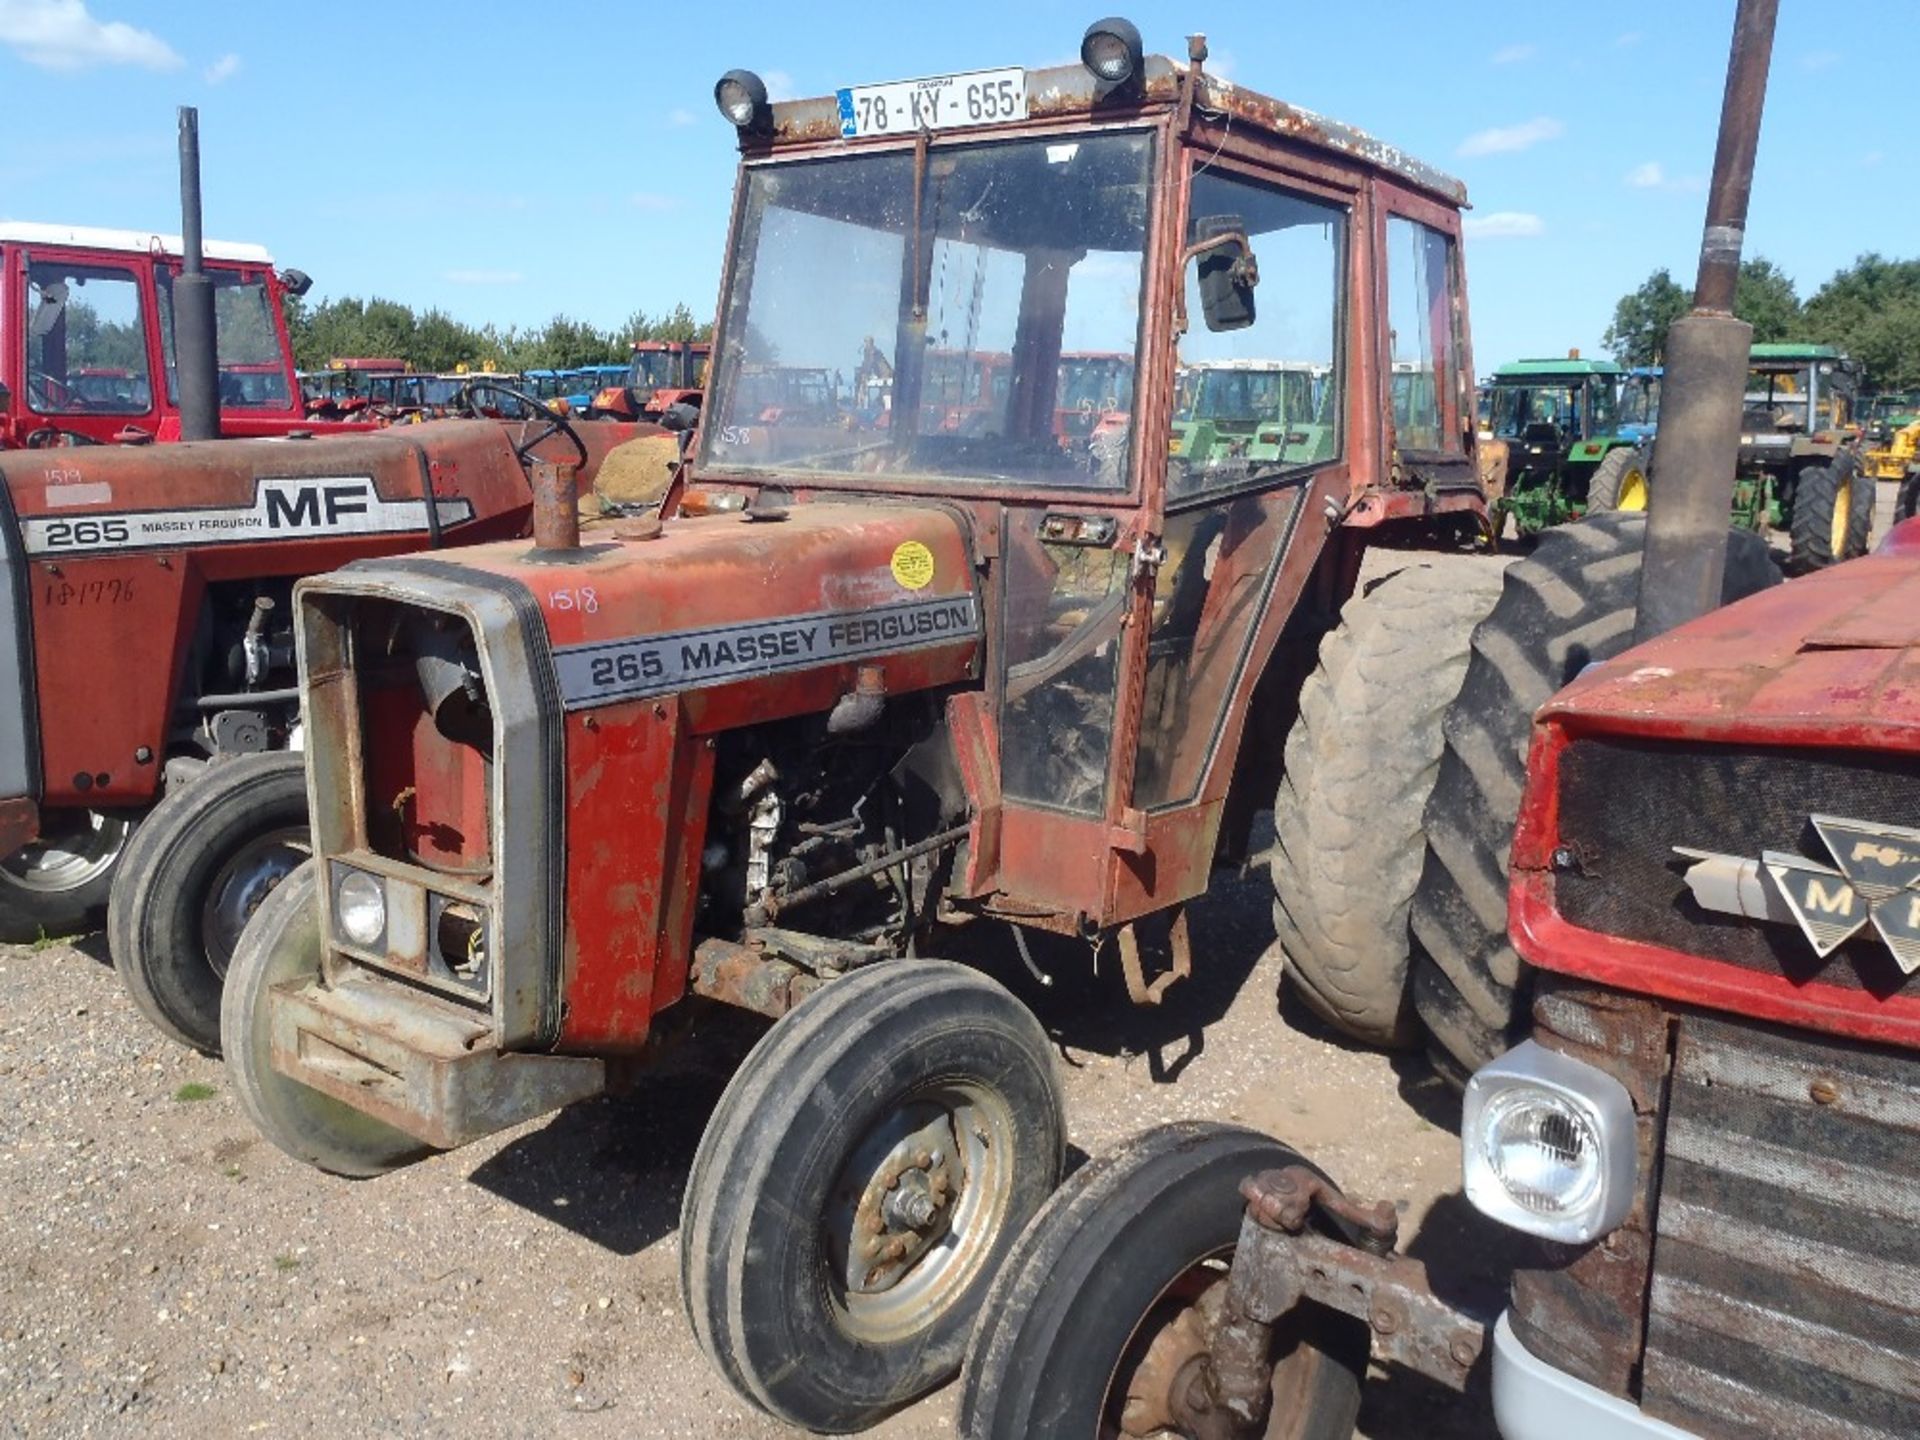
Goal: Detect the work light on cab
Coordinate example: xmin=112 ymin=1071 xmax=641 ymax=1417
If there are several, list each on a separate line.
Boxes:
xmin=715 ymin=69 xmax=771 ymax=130
xmin=1080 ymin=17 xmax=1143 ymax=86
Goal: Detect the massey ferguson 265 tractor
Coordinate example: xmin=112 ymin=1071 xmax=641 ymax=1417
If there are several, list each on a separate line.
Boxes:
xmin=215 ymin=20 xmax=1776 ymax=1435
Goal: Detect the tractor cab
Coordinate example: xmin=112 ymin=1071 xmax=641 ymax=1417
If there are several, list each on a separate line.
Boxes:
xmin=1732 ymin=343 xmax=1867 ymax=569
xmin=1617 ymin=364 xmax=1661 ymax=443
xmin=587 ymin=339 xmax=709 ymax=420
xmin=0 ymin=223 xmax=342 ymax=448
xmin=1170 ymin=358 xmax=1330 ymax=470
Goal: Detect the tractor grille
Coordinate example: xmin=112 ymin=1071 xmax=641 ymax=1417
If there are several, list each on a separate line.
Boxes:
xmin=1641 ymin=1012 xmax=1920 ymax=1439
xmin=1554 ymin=737 xmax=1920 ymax=996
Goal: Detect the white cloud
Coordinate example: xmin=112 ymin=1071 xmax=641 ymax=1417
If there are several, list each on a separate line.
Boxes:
xmin=444 ymin=269 xmax=523 ymax=286
xmin=1491 ymin=43 xmax=1536 ymax=65
xmin=1802 ymin=50 xmax=1842 ymax=71
xmin=762 ymin=69 xmax=797 ymax=102
xmin=1616 ymin=31 xmax=1643 ymax=47
xmin=203 ymin=51 xmax=240 ymax=85
xmin=0 ymin=0 xmax=181 ymax=70
xmin=1626 ymin=161 xmax=1665 ymax=189
xmin=629 ymin=192 xmax=678 ymax=213
xmin=667 ymin=107 xmax=696 ymax=128
xmin=1457 ymin=116 xmax=1564 ymax=158
xmin=1463 ymin=212 xmax=1544 ymax=239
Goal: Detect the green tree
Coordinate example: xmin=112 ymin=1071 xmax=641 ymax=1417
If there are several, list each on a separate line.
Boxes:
xmin=1733 ymin=257 xmax=1800 ymax=343
xmin=1802 ymin=254 xmax=1920 ymax=390
xmin=1602 ymin=268 xmax=1690 ymax=366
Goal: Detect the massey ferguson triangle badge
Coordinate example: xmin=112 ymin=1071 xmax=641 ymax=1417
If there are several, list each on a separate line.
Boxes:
xmin=1674 ymin=814 xmax=1920 ymax=975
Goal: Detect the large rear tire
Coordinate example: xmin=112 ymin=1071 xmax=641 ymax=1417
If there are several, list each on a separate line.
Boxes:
xmin=219 ymin=861 xmax=430 ymax=1178
xmin=1844 ymin=461 xmax=1874 ymax=559
xmin=1410 ymin=514 xmax=1781 ymax=1077
xmin=1787 ymin=461 xmax=1853 ymax=573
xmin=108 ymin=753 xmax=308 ymax=1054
xmin=1270 ymin=558 xmax=1505 ymax=1046
xmin=959 ymin=1121 xmax=1367 ymax=1440
xmin=0 ymin=809 xmax=137 ymax=943
xmin=680 ymin=960 xmax=1064 ymax=1434
xmin=1583 ymin=444 xmax=1650 ymax=513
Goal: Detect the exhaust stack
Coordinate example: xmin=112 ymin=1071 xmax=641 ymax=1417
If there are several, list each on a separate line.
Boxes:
xmin=173 ymin=106 xmax=220 ymax=442
xmin=1633 ymin=0 xmax=1778 ymax=644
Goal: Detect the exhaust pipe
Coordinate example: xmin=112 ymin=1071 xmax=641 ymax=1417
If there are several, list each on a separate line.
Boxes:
xmin=1632 ymin=0 xmax=1778 ymax=644
xmin=174 ymin=106 xmax=220 ymax=442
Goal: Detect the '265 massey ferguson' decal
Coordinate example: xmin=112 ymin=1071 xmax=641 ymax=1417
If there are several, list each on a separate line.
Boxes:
xmin=20 ymin=476 xmax=474 ymax=555
xmin=553 ymin=593 xmax=980 ymax=710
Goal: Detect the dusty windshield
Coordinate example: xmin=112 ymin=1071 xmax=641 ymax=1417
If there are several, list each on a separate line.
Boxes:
xmin=156 ymin=270 xmax=291 ymax=408
xmin=1490 ymin=382 xmax=1583 ymax=440
xmin=1619 ymin=374 xmax=1660 ymax=426
xmin=703 ymin=130 xmax=1154 ymax=489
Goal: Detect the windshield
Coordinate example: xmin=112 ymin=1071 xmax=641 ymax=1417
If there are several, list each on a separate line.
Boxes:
xmin=1619 ymin=374 xmax=1660 ymax=427
xmin=156 ymin=270 xmax=291 ymax=409
xmin=702 ymin=131 xmax=1154 ymax=489
xmin=1490 ymin=381 xmax=1584 ymax=441
xmin=23 ymin=259 xmax=153 ymax=415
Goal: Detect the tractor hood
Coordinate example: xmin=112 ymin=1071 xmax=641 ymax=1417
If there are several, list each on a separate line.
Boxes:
xmin=327 ymin=500 xmax=983 ymax=724
xmin=1544 ymin=522 xmax=1920 ymax=752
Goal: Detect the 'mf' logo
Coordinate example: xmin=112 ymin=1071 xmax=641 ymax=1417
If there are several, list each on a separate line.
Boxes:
xmin=264 ymin=480 xmax=373 ymax=530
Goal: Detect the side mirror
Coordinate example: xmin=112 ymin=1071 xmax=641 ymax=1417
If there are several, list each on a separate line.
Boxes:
xmin=1184 ymin=216 xmax=1259 ymax=333
xmin=281 ymin=268 xmax=313 ymax=298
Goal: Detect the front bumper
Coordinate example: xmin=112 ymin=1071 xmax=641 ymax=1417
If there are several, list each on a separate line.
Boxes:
xmin=269 ymin=969 xmax=604 ymax=1150
xmin=1493 ymin=1313 xmax=1696 ymax=1440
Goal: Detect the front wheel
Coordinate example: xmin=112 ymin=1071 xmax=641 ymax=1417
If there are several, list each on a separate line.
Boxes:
xmin=681 ymin=960 xmax=1064 ymax=1434
xmin=0 ymin=808 xmax=138 ymax=942
xmin=1787 ymin=461 xmax=1855 ymax=573
xmin=220 ymin=861 xmax=430 ymax=1177
xmin=1583 ymin=444 xmax=1650 ymax=513
xmin=108 ymin=753 xmax=309 ymax=1053
xmin=959 ymin=1121 xmax=1367 ymax=1440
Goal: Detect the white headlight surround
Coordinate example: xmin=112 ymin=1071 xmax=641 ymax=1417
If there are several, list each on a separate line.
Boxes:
xmin=335 ymin=868 xmax=388 ymax=949
xmin=1463 ymin=1040 xmax=1637 ymax=1244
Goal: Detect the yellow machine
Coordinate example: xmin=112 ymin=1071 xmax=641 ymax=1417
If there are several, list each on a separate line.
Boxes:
xmin=1865 ymin=415 xmax=1920 ymax=481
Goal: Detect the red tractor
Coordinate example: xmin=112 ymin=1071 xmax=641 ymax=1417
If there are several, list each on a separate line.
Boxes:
xmin=0 ymin=222 xmax=362 ymax=449
xmin=585 ymin=338 xmax=709 ymax=423
xmin=212 ymin=20 xmax=1781 ymax=1435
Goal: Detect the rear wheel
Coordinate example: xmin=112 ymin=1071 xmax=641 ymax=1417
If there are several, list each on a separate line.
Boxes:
xmin=1583 ymin=445 xmax=1650 ymax=513
xmin=108 ymin=753 xmax=308 ymax=1054
xmin=1844 ymin=463 xmax=1874 ymax=558
xmin=959 ymin=1121 xmax=1367 ymax=1440
xmin=1270 ymin=558 xmax=1505 ymax=1046
xmin=681 ymin=960 xmax=1064 ymax=1434
xmin=1410 ymin=514 xmax=1782 ymax=1076
xmin=220 ymin=861 xmax=429 ymax=1177
xmin=0 ymin=808 xmax=137 ymax=943
xmin=1787 ymin=461 xmax=1852 ymax=573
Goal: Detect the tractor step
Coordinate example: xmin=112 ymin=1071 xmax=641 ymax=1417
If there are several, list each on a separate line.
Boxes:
xmin=268 ymin=972 xmax=604 ymax=1149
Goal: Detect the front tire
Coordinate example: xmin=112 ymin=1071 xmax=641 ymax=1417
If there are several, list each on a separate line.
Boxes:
xmin=959 ymin=1121 xmax=1367 ymax=1440
xmin=680 ymin=960 xmax=1064 ymax=1434
xmin=1270 ymin=558 xmax=1504 ymax=1046
xmin=108 ymin=753 xmax=308 ymax=1053
xmin=1583 ymin=444 xmax=1649 ymax=513
xmin=1410 ymin=514 xmax=1782 ymax=1077
xmin=219 ymin=861 xmax=429 ymax=1177
xmin=1787 ymin=461 xmax=1853 ymax=573
xmin=0 ymin=809 xmax=137 ymax=942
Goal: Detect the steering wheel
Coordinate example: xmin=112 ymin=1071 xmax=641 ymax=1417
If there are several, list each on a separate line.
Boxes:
xmin=458 ymin=380 xmax=589 ymax=473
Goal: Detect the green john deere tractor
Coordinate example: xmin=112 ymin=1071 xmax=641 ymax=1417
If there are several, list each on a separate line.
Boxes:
xmin=1167 ymin=359 xmax=1334 ymax=477
xmin=1481 ymin=356 xmax=1646 ymax=536
xmin=1732 ymin=342 xmax=1870 ymax=572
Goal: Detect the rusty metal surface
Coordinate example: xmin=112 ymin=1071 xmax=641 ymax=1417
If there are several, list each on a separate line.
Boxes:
xmin=1240 ymin=1165 xmax=1399 ymax=1251
xmin=1640 ymin=1011 xmax=1920 ymax=1439
xmin=529 ymin=461 xmax=579 ymax=552
xmin=687 ymin=936 xmax=823 ymax=1020
xmin=1689 ymin=0 xmax=1778 ymax=314
xmin=267 ymin=971 xmax=604 ymax=1150
xmin=0 ymin=796 xmax=37 ymax=855
xmin=1116 ymin=907 xmax=1194 ymax=1005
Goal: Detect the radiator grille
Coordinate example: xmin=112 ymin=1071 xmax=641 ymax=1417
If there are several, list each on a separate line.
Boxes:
xmin=1642 ymin=1013 xmax=1920 ymax=1439
xmin=1555 ymin=737 xmax=1920 ymax=998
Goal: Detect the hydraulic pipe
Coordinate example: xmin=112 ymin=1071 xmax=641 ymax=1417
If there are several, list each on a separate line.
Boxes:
xmin=174 ymin=107 xmax=220 ymax=442
xmin=1632 ymin=0 xmax=1778 ymax=646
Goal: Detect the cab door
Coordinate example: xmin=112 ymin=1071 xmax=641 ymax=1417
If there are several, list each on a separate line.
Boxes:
xmin=13 ymin=245 xmax=164 ymax=443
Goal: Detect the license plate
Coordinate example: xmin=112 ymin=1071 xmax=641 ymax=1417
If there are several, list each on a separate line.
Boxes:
xmin=837 ymin=67 xmax=1026 ymax=139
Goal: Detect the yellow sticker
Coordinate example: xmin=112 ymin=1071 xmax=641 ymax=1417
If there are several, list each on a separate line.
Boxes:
xmin=891 ymin=540 xmax=935 ymax=590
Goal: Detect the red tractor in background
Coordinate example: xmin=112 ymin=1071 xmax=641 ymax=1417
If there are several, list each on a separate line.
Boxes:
xmin=586 ymin=338 xmax=709 ymax=423
xmin=0 ymin=222 xmax=367 ymax=449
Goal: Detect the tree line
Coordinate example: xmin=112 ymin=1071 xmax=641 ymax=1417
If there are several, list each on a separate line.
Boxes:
xmin=283 ymin=296 xmax=712 ymax=376
xmin=1603 ymin=254 xmax=1920 ymax=389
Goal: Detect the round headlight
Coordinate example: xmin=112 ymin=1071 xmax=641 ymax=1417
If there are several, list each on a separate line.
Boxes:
xmin=1081 ymin=17 xmax=1143 ymax=85
xmin=1479 ymin=1087 xmax=1603 ymax=1218
xmin=714 ymin=69 xmax=770 ymax=130
xmin=337 ymin=870 xmax=387 ymax=947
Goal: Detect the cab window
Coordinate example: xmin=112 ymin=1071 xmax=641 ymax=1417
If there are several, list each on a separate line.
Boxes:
xmin=24 ymin=261 xmax=152 ymax=415
xmin=1385 ymin=215 xmax=1462 ymax=453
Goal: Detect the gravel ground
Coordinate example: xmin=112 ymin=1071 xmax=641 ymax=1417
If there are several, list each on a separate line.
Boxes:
xmin=0 ymin=836 xmax=1521 ymax=1440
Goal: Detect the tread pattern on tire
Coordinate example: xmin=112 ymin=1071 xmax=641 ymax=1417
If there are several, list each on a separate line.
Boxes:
xmin=1584 ymin=444 xmax=1647 ymax=513
xmin=1787 ymin=461 xmax=1849 ymax=574
xmin=1410 ymin=513 xmax=1781 ymax=1075
xmin=1270 ymin=557 xmax=1506 ymax=1045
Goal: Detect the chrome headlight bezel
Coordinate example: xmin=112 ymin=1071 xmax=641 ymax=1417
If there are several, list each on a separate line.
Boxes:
xmin=332 ymin=864 xmax=388 ymax=949
xmin=1462 ymin=1040 xmax=1638 ymax=1244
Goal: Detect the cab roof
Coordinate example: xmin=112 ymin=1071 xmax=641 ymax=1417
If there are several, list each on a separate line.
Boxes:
xmin=1749 ymin=342 xmax=1845 ymax=362
xmin=764 ymin=56 xmax=1467 ymax=208
xmin=1492 ymin=357 xmax=1624 ymax=379
xmin=0 ymin=221 xmax=274 ymax=265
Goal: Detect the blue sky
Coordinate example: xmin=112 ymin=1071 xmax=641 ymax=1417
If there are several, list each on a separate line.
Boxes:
xmin=1 ymin=1 xmax=1905 ymax=370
